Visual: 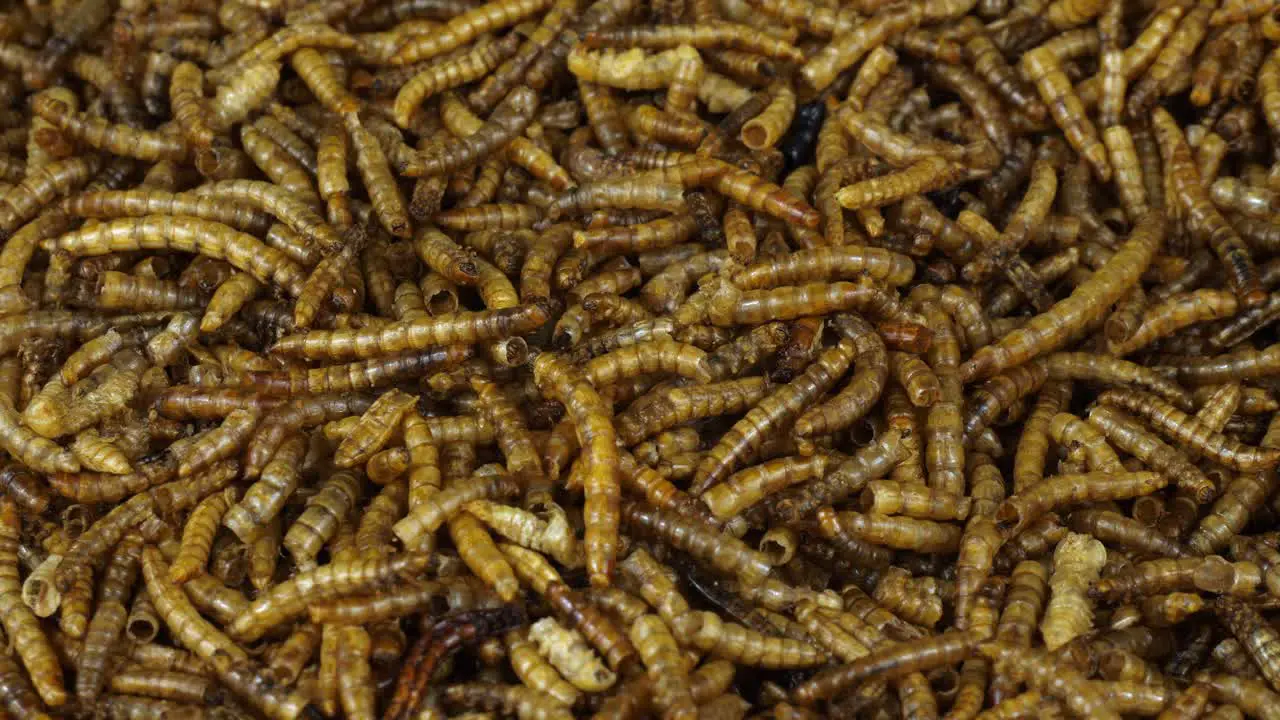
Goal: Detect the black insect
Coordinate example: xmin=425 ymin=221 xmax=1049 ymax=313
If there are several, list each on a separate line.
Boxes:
xmin=779 ymin=101 xmax=826 ymax=173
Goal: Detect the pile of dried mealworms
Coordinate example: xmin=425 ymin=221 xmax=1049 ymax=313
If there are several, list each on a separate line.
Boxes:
xmin=0 ymin=0 xmax=1277 ymax=717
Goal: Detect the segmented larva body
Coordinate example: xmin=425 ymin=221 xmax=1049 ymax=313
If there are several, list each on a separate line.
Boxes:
xmin=228 ymin=552 xmax=431 ymax=642
xmin=693 ymin=337 xmax=857 ymax=494
xmin=140 ymin=545 xmax=249 ymax=662
xmin=506 ymin=627 xmax=580 ymax=706
xmin=269 ymin=302 xmax=551 ymax=361
xmin=701 ymin=453 xmax=842 ymax=522
xmin=980 ymin=642 xmax=1121 ymax=720
xmin=0 ymin=497 xmax=66 ymax=707
xmin=45 ymin=215 xmax=307 ymax=296
xmin=1040 ymin=532 xmax=1106 ymax=651
xmin=528 ymin=616 xmax=617 ymax=692
xmin=31 ymin=98 xmax=187 ymax=163
xmin=1098 ymin=388 xmax=1280 ymax=472
xmin=533 ymin=353 xmax=619 ymax=587
xmin=1189 ymin=418 xmax=1280 ymax=554
xmin=334 ymin=389 xmax=418 ymax=468
xmin=394 ymin=34 xmax=522 ymax=127
xmin=962 ymin=212 xmax=1164 ymax=381
xmin=1068 ymin=509 xmax=1187 ymax=559
xmin=793 ymin=315 xmax=887 ymax=438
xmin=623 ymin=501 xmax=773 ymax=586
xmin=996 ymin=471 xmax=1169 ymax=538
xmin=170 ymin=487 xmax=238 ymax=583
xmin=240 ymin=124 xmax=322 ymax=210
xmin=1215 ymin=597 xmax=1280 ymax=693
xmin=0 ymin=1 xmax=1271 ymax=714
xmin=1019 ymin=47 xmax=1110 ymax=181
xmin=1092 ymin=556 xmax=1262 ymax=600
xmin=669 ymin=610 xmax=827 ymax=668
xmin=1151 ymin=107 xmax=1264 ymax=307
xmin=225 ymin=433 xmax=308 ymax=542
xmin=394 ymin=471 xmax=520 ymax=548
xmin=76 ymin=532 xmax=142 ymax=702
xmin=284 ymin=469 xmax=362 ymax=569
xmin=390 ymin=0 xmax=555 ymax=64
xmin=207 ymin=23 xmax=357 ymax=85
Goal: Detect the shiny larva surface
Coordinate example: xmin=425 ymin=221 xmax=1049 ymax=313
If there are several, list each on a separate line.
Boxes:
xmin=0 ymin=0 xmax=1275 ymax=717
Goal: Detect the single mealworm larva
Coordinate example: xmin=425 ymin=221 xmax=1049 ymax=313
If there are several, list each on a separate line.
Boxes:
xmin=1108 ymin=289 xmax=1240 ymax=356
xmin=240 ymin=124 xmax=321 ymax=210
xmin=46 ymin=215 xmax=307 ymax=297
xmin=208 ymin=61 xmax=282 ymax=131
xmin=0 ymin=491 xmax=63 ymax=707
xmin=229 ymin=552 xmax=432 ymax=643
xmin=1190 ymin=448 xmax=1280 ymax=557
xmin=829 ymin=510 xmax=963 ymax=553
xmin=177 ymin=408 xmax=260 ymax=479
xmin=334 ymin=388 xmax=418 ymax=468
xmin=289 ymin=47 xmax=359 ymax=118
xmin=1068 ymin=509 xmax=1187 ymax=559
xmin=169 ymin=487 xmax=238 ymax=584
xmin=670 ymin=610 xmax=827 ymax=668
xmin=1092 ymin=556 xmax=1262 ymax=601
xmin=962 ymin=212 xmax=1164 ymax=381
xmin=390 ymin=0 xmax=554 ymax=65
xmin=445 ymin=512 xmax=524 ymax=602
xmin=168 ymin=61 xmax=217 ymax=151
xmin=623 ymin=501 xmax=773 ymax=586
xmin=1215 ymin=596 xmax=1280 ymax=692
xmin=224 ymin=433 xmax=308 ymax=542
xmin=766 ymin=428 xmax=905 ymax=528
xmin=792 ymin=629 xmax=981 ymax=706
xmin=72 ymin=531 xmax=135 ymax=701
xmin=139 ymin=545 xmax=248 ymax=662
xmin=348 ymin=123 xmax=411 ymax=238
xmin=870 ymin=566 xmax=945 ymax=628
xmin=467 ymin=500 xmax=581 ymax=568
xmin=31 ymin=98 xmax=186 ymax=163
xmin=1152 ymin=107 xmax=1264 ymax=306
xmin=859 ymin=480 xmax=971 ymax=521
xmin=795 ymin=316 xmax=888 ymax=440
xmin=311 ymin=123 xmax=353 ymax=228
xmin=506 ymin=627 xmax=580 ymax=706
xmin=1020 ymin=48 xmax=1110 ymax=182
xmin=1085 ymin=404 xmax=1218 ymax=503
xmin=20 ymin=551 xmax=61 ymax=619
xmin=400 ymin=465 xmax=522 ymax=549
xmin=533 ymin=353 xmax=618 ymax=587
xmin=700 ymin=453 xmax=841 ymax=522
xmin=692 ymin=337 xmax=856 ymax=494
xmin=996 ymin=471 xmax=1168 ymax=538
xmin=1098 ymin=388 xmax=1280 ymax=472
xmin=207 ymin=22 xmax=357 ymax=85
xmin=0 ymin=396 xmax=78 ymax=474
xmin=628 ymin=613 xmax=696 ymax=717
xmin=528 ymin=617 xmax=616 ymax=692
xmin=394 ymin=34 xmax=522 ymax=127
xmin=283 ymin=469 xmax=362 ymax=569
